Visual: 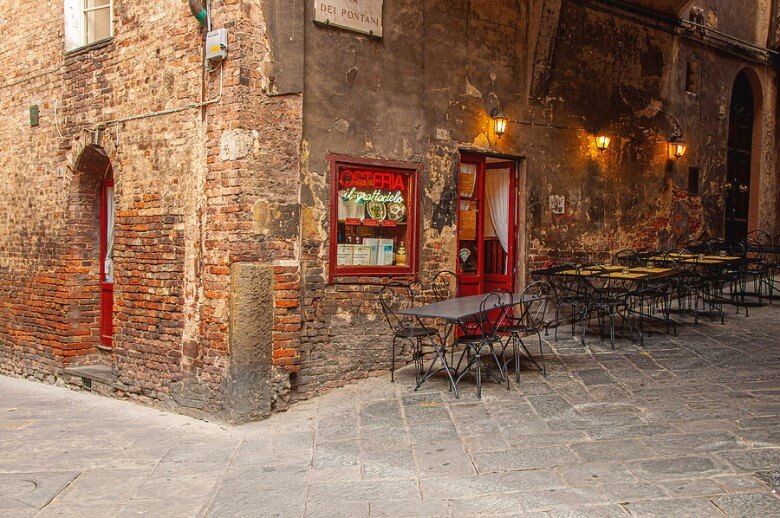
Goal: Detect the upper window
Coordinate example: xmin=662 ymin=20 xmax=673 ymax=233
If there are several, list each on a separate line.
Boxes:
xmin=84 ymin=0 xmax=113 ymax=44
xmin=65 ymin=0 xmax=113 ymax=51
xmin=329 ymin=155 xmax=420 ymax=282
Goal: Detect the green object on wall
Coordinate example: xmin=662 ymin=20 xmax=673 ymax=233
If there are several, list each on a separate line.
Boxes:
xmin=29 ymin=105 xmax=39 ymax=127
xmin=189 ymin=0 xmax=208 ymax=23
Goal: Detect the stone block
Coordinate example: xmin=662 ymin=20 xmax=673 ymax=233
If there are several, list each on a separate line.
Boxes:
xmin=221 ymin=263 xmax=275 ymax=424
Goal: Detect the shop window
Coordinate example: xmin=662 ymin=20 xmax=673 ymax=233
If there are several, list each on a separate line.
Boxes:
xmin=329 ymin=156 xmax=419 ymax=282
xmin=65 ymin=0 xmax=113 ymax=51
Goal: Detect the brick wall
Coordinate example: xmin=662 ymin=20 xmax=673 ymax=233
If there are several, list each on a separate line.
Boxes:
xmin=0 ymin=0 xmax=304 ymax=420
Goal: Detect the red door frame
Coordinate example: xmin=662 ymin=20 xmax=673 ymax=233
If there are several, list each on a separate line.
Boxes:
xmin=456 ymin=153 xmax=518 ymax=296
xmin=99 ymin=172 xmax=114 ymax=349
xmin=483 ymin=161 xmax=517 ymax=294
xmin=457 ymin=153 xmax=485 ymax=297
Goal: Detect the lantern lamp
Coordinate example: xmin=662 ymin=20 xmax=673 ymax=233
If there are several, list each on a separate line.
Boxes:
xmin=594 ymin=135 xmax=611 ymax=152
xmin=669 ymin=137 xmax=688 ymax=159
xmin=491 ymin=108 xmax=508 ymax=137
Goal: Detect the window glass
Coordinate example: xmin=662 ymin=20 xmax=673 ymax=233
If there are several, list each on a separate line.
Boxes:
xmin=458 ymin=163 xmax=478 ymax=274
xmin=104 ymin=186 xmax=115 ymax=283
xmin=331 ymin=159 xmax=418 ymax=279
xmin=85 ymin=0 xmax=111 ymax=45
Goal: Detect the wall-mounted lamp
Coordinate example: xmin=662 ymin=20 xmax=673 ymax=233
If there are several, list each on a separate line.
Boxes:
xmin=490 ymin=108 xmax=508 ymax=137
xmin=594 ymin=135 xmax=611 ymax=152
xmin=668 ymin=136 xmax=688 ymax=159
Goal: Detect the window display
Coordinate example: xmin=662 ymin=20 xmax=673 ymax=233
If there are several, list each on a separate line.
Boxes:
xmin=329 ymin=156 xmax=419 ymax=281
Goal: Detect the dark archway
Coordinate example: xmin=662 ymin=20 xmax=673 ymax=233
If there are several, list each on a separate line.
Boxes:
xmin=725 ymin=71 xmax=755 ymax=242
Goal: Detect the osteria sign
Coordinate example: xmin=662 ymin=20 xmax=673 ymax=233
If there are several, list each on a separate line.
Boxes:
xmin=314 ymin=0 xmax=383 ymax=37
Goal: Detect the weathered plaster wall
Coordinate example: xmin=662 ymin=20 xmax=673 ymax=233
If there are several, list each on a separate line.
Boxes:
xmin=296 ymin=0 xmax=778 ymax=398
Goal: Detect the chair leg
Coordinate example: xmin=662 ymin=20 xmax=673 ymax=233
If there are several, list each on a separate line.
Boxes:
xmin=609 ymin=309 xmax=616 ymax=350
xmin=514 ymin=335 xmax=521 ymax=383
xmin=475 ymin=350 xmax=482 ymax=399
xmin=536 ymin=331 xmax=547 ymax=376
xmin=391 ymin=336 xmax=397 ymax=382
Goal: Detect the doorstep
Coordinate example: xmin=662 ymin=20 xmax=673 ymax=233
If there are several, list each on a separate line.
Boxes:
xmin=63 ymin=364 xmax=118 ymax=389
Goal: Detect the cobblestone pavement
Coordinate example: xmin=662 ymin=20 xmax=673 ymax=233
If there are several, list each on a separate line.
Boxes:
xmin=1 ymin=304 xmax=779 ymax=517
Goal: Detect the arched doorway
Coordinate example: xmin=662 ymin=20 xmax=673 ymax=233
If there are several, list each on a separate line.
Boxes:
xmin=68 ymin=144 xmax=115 ymax=355
xmin=725 ymin=71 xmax=755 ymax=242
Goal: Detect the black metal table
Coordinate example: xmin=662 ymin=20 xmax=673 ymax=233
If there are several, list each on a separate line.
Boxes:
xmin=399 ymin=293 xmax=540 ymax=397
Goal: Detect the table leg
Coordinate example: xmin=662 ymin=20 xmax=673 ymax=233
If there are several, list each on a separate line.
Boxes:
xmin=413 ymin=318 xmax=459 ymax=398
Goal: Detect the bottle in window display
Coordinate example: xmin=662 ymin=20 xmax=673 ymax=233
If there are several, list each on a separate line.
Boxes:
xmin=395 ymin=239 xmax=407 ymax=267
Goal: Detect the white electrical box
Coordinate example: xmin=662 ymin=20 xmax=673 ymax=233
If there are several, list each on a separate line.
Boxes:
xmin=205 ymin=29 xmax=228 ymax=63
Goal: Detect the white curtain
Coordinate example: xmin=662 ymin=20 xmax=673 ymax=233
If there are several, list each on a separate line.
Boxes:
xmin=485 ymin=168 xmax=509 ymax=254
xmin=105 ymin=186 xmax=115 ymax=283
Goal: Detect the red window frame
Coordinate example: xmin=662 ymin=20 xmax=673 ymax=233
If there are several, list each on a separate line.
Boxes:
xmin=328 ymin=154 xmax=420 ymax=283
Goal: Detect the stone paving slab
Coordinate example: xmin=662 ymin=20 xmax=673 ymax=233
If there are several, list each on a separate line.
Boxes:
xmin=0 ymin=303 xmax=779 ymax=516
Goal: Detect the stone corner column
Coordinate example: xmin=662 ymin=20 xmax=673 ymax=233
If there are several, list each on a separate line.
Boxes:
xmin=221 ymin=262 xmax=275 ymax=424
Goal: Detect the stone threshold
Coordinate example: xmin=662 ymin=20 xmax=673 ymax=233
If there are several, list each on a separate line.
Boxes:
xmin=63 ymin=364 xmax=118 ymax=387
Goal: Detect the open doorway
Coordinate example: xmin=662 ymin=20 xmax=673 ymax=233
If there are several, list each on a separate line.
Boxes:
xmin=725 ymin=71 xmax=756 ymax=242
xmin=456 ymin=153 xmax=521 ymax=296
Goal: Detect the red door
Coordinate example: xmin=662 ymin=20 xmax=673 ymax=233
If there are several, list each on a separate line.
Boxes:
xmin=99 ymin=172 xmax=114 ymax=348
xmin=457 ymin=154 xmax=518 ymax=296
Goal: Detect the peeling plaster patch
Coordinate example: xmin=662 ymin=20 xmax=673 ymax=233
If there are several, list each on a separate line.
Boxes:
xmin=425 ymin=150 xmax=455 ymax=205
xmin=220 ymin=129 xmax=256 ymax=161
xmin=334 ymin=118 xmax=350 ymax=134
xmin=253 ymin=200 xmax=300 ymax=239
xmin=301 ymin=205 xmax=327 ymax=241
xmin=346 ymin=67 xmax=358 ymax=85
xmin=334 ymin=309 xmax=353 ymax=322
xmin=465 ymin=79 xmax=483 ymax=98
xmin=472 ymin=133 xmax=490 ymax=148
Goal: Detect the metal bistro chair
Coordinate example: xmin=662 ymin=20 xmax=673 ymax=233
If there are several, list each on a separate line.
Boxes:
xmin=549 ymin=263 xmax=590 ymax=342
xmin=499 ymin=281 xmax=552 ymax=387
xmin=746 ymin=230 xmax=773 ymax=303
xmin=379 ymin=286 xmax=438 ymax=384
xmin=454 ymin=291 xmax=510 ymax=399
xmin=432 ymin=270 xmax=460 ymax=302
xmin=580 ymin=266 xmax=631 ymax=349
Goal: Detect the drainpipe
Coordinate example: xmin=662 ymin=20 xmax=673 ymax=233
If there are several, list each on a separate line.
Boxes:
xmin=189 ymin=0 xmax=211 ymax=31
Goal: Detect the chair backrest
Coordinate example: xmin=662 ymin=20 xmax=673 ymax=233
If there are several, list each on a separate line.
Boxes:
xmin=379 ymin=286 xmax=413 ymax=332
xmin=723 ymin=240 xmax=746 ymax=257
xmin=612 ymin=249 xmax=639 ymax=267
xmin=584 ymin=265 xmax=632 ymax=297
xmin=747 ymin=229 xmax=771 ymax=246
xmin=476 ymin=291 xmax=511 ymax=340
xmin=747 ymin=230 xmax=771 ymax=261
xmin=548 ymin=263 xmax=580 ymax=295
xmin=685 ymin=238 xmax=709 ymax=254
xmin=517 ymin=280 xmax=554 ymax=331
xmin=432 ymin=270 xmax=459 ymax=302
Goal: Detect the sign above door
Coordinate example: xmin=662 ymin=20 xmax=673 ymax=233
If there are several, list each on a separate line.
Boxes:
xmin=314 ymin=0 xmax=383 ymax=37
